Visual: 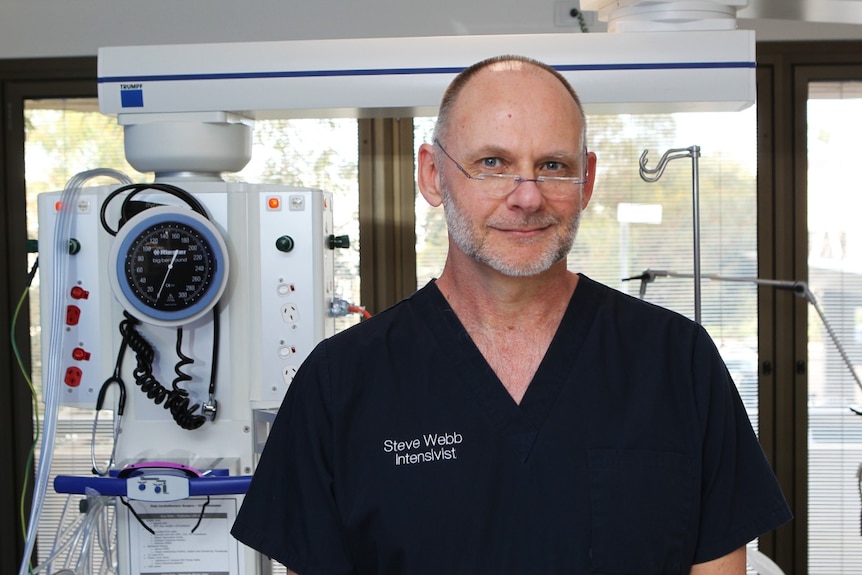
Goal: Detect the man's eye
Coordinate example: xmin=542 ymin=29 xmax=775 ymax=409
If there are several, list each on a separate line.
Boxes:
xmin=481 ymin=157 xmax=503 ymax=170
xmin=543 ymin=161 xmax=565 ymax=172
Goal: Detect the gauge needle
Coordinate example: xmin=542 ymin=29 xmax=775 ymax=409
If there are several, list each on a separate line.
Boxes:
xmin=156 ymin=249 xmax=179 ymax=301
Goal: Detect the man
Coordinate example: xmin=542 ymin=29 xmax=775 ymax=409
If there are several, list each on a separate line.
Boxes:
xmin=232 ymin=55 xmax=792 ymax=574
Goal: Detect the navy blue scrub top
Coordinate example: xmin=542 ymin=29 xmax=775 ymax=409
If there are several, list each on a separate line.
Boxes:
xmin=232 ymin=275 xmax=792 ymax=575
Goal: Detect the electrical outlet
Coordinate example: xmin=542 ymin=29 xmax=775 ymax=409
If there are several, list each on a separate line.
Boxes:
xmin=281 ymin=303 xmax=299 ymax=323
xmin=282 ymin=365 xmax=298 ymax=384
xmin=64 ymin=367 xmax=83 ymax=387
xmin=65 ymin=304 xmax=81 ymax=325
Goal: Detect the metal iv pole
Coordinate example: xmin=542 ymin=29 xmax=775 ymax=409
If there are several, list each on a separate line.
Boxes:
xmin=625 ymin=269 xmax=862 ymax=404
xmin=639 ymin=146 xmax=702 ymax=323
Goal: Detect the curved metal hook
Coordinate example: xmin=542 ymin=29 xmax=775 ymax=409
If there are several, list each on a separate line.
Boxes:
xmin=637 ymin=144 xmax=703 ymax=323
xmin=639 ymin=147 xmax=699 ymax=182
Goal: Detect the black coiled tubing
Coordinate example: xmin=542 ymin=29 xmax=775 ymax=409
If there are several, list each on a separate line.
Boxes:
xmin=120 ymin=313 xmax=206 ymax=430
xmin=173 ymin=327 xmax=194 ymax=391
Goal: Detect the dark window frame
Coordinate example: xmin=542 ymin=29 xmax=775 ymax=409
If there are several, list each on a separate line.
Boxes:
xmin=0 ymin=56 xmax=97 ymax=574
xmin=757 ymin=40 xmax=862 ymax=573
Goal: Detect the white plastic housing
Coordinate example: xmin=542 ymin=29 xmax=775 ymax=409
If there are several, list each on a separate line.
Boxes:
xmin=98 ymin=31 xmax=756 ymax=117
xmin=120 ymin=112 xmax=253 ymax=176
xmin=582 ymin=1 xmax=748 ymax=32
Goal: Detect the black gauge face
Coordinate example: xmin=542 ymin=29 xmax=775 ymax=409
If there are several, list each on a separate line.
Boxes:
xmin=124 ymin=221 xmax=217 ymax=312
xmin=110 ymin=205 xmax=229 ymax=326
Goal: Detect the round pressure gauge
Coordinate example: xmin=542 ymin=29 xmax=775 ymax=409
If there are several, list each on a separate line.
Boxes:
xmin=108 ymin=206 xmax=229 ymax=326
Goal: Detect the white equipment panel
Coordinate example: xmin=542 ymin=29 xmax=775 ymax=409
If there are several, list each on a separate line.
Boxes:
xmin=38 ymin=183 xmax=335 ymax=474
xmin=37 ymin=191 xmax=115 ymax=406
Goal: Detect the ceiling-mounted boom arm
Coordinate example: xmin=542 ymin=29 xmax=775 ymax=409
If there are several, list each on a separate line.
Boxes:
xmin=97 ymin=31 xmax=755 ymax=176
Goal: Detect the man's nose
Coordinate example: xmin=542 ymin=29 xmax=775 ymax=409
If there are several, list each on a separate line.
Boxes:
xmin=507 ymin=177 xmax=545 ymax=209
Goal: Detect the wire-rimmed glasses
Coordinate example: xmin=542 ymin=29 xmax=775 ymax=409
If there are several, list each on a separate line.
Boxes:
xmin=434 ymin=139 xmax=588 ymax=199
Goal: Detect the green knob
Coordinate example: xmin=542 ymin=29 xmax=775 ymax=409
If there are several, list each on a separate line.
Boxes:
xmin=275 ymin=235 xmax=295 ymax=253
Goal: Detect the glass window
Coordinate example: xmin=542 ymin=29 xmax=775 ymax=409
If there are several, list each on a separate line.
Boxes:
xmin=806 ymin=80 xmax=862 ymax=574
xmin=414 ymin=117 xmax=446 ymax=285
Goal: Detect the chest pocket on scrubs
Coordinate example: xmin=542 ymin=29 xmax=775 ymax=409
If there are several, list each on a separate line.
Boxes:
xmin=587 ymin=449 xmax=694 ymax=574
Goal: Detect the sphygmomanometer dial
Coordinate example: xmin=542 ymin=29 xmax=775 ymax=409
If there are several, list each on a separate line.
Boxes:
xmin=109 ymin=206 xmax=229 ymax=326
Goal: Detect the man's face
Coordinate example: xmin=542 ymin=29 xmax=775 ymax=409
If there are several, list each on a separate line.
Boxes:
xmin=439 ymin=176 xmax=583 ymax=277
xmin=437 ymin=63 xmax=594 ymax=278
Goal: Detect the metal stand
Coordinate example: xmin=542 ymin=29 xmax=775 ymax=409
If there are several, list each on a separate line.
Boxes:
xmin=627 ymin=269 xmax=862 ymax=402
xmin=639 ymin=146 xmax=702 ymax=323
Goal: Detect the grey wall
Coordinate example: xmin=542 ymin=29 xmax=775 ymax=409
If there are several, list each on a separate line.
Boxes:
xmin=3 ymin=0 xmax=862 ymax=60
xmin=0 ymin=0 xmax=570 ymax=59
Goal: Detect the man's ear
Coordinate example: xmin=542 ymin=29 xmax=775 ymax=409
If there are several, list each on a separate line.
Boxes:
xmin=580 ymin=151 xmax=598 ymax=210
xmin=417 ymin=142 xmax=444 ymax=208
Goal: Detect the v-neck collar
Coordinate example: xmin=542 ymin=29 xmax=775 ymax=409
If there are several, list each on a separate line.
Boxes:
xmin=422 ymin=275 xmax=600 ymax=461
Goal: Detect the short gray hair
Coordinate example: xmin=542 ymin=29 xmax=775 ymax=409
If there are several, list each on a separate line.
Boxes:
xmin=432 ymin=55 xmax=587 ymax=150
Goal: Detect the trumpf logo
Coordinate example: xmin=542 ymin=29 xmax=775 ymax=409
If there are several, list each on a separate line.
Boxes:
xmin=120 ymin=83 xmax=144 ymax=108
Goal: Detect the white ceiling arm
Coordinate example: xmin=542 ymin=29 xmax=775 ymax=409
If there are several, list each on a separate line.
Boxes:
xmin=98 ymin=30 xmax=755 ymax=175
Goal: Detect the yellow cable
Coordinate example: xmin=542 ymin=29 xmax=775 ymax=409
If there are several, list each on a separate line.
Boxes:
xmin=11 ymin=270 xmax=41 ymax=551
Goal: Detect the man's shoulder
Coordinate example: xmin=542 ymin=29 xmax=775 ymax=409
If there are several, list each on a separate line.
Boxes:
xmin=577 ymin=274 xmax=702 ymax=332
xmin=325 ymin=281 xmax=442 ymax=345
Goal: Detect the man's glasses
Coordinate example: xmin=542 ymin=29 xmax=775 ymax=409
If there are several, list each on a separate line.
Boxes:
xmin=434 ymin=139 xmax=588 ymax=200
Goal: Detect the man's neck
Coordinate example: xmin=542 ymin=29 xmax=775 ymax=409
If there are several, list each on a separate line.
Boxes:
xmin=435 ymin=262 xmax=578 ymax=404
xmin=435 ymin=260 xmax=578 ymax=329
